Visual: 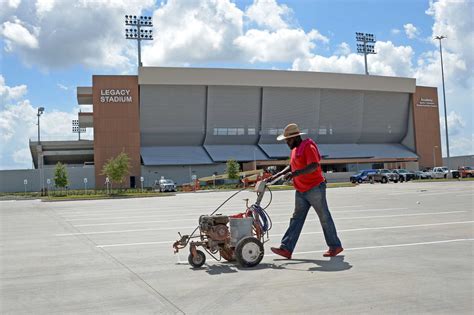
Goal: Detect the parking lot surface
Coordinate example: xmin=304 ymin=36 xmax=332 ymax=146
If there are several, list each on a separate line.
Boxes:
xmin=1 ymin=181 xmax=473 ymax=314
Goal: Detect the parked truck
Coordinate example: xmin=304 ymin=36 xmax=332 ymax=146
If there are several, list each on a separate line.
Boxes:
xmin=458 ymin=166 xmax=474 ymax=178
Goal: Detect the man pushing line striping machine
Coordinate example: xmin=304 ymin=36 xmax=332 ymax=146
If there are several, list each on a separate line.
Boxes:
xmin=173 ymin=123 xmax=343 ymax=268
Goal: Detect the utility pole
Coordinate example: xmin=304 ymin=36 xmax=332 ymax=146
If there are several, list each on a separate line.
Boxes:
xmin=37 ymin=107 xmax=45 ymax=194
xmin=356 ymin=32 xmax=376 ymax=75
xmin=125 ymin=15 xmax=153 ymax=68
xmin=434 ymin=35 xmax=451 ymax=176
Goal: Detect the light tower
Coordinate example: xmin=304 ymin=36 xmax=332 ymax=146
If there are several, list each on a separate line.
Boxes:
xmin=356 ymin=32 xmax=376 ymax=75
xmin=434 ymin=35 xmax=451 ymax=176
xmin=125 ymin=15 xmax=154 ymax=68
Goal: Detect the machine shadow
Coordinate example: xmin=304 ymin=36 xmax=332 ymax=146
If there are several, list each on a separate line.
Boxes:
xmin=200 ymin=256 xmax=351 ymax=275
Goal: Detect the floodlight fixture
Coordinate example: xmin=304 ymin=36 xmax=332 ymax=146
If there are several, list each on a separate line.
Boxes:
xmin=355 ymin=32 xmax=377 ymax=75
xmin=125 ymin=14 xmax=154 ymax=68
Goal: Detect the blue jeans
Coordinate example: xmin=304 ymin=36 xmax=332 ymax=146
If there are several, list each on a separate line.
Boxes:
xmin=281 ymin=182 xmax=342 ymax=252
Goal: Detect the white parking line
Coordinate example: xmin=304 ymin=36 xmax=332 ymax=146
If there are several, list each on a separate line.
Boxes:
xmin=73 ymin=210 xmax=466 ymax=227
xmin=91 ymin=220 xmax=474 ymax=247
xmin=278 ymin=238 xmax=474 ymax=257
xmin=64 ymin=207 xmax=409 ymax=222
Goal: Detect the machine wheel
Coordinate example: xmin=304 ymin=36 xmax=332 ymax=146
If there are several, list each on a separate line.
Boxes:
xmin=400 ymin=176 xmax=405 ymax=183
xmin=357 ymin=178 xmax=363 ymax=184
xmin=188 ymin=250 xmax=206 ymax=268
xmin=381 ymin=177 xmax=388 ymax=184
xmin=235 ymin=237 xmax=264 ymax=268
xmin=393 ymin=180 xmax=399 ymax=183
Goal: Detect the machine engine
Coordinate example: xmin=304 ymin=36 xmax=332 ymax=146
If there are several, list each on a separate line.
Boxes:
xmin=198 ymin=215 xmax=230 ymax=241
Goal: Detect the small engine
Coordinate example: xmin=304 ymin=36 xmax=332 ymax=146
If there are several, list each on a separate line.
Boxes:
xmin=198 ymin=215 xmax=230 ymax=241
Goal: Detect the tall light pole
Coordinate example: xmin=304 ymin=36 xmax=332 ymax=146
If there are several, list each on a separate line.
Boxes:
xmin=125 ymin=15 xmax=153 ymax=68
xmin=356 ymin=32 xmax=376 ymax=75
xmin=37 ymin=107 xmax=45 ymax=193
xmin=434 ymin=35 xmax=451 ymax=175
xmin=433 ymin=145 xmax=438 ymax=167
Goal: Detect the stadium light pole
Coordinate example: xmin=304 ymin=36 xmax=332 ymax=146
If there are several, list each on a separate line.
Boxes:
xmin=37 ymin=107 xmax=45 ymax=194
xmin=356 ymin=32 xmax=376 ymax=75
xmin=125 ymin=15 xmax=154 ymax=68
xmin=434 ymin=35 xmax=451 ymax=176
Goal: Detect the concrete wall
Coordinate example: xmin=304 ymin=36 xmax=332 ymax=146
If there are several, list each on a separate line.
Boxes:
xmin=443 ymin=155 xmax=474 ymax=169
xmin=141 ymin=164 xmax=227 ymax=186
xmin=0 ymin=166 xmax=95 ymax=193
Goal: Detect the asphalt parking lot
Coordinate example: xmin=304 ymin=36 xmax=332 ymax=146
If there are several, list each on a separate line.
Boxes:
xmin=1 ymin=181 xmax=473 ymax=314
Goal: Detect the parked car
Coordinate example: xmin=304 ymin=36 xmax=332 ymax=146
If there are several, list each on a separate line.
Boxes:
xmin=350 ymin=169 xmax=377 ymax=184
xmin=158 ymin=178 xmax=176 ymax=192
xmin=391 ymin=169 xmax=415 ymax=182
xmin=373 ymin=169 xmax=399 ymax=183
xmin=458 ymin=166 xmax=474 ymax=178
xmin=414 ymin=170 xmax=431 ymax=179
xmin=430 ymin=167 xmax=460 ymax=179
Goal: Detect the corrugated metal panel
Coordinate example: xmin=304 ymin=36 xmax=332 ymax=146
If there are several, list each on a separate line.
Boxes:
xmin=318 ymin=89 xmax=364 ymax=143
xmin=204 ymin=145 xmax=269 ymax=162
xmin=359 ymin=92 xmax=410 ymax=143
xmin=258 ymin=144 xmax=290 ymax=159
xmin=260 ymin=87 xmax=319 ymax=144
xmin=205 ymin=86 xmax=261 ymax=145
xmin=259 ymin=143 xmax=417 ymax=159
xmin=318 ymin=143 xmax=418 ymax=159
xmin=141 ymin=146 xmax=213 ymax=165
xmin=140 ymin=85 xmax=206 ymax=146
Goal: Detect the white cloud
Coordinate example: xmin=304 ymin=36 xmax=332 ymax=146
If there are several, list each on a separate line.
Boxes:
xmin=1 ymin=0 xmax=154 ymax=71
xmin=293 ymin=40 xmax=414 ymax=77
xmin=36 ymin=0 xmax=56 ymax=18
xmin=440 ymin=111 xmax=466 ymax=137
xmin=143 ymin=0 xmax=325 ymax=66
xmin=391 ymin=28 xmax=401 ymax=35
xmin=235 ymin=28 xmax=321 ymax=63
xmin=0 ymin=74 xmax=27 ymax=103
xmin=245 ymin=0 xmax=292 ymax=30
xmin=335 ymin=42 xmax=351 ymax=56
xmin=1 ymin=19 xmax=39 ymax=50
xmin=0 ymin=78 xmax=91 ymax=169
xmin=404 ymin=23 xmax=419 ymax=39
xmin=57 ymin=83 xmax=68 ymax=91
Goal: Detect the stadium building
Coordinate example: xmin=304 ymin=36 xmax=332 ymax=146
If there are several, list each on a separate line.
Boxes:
xmin=29 ymin=67 xmax=442 ymax=188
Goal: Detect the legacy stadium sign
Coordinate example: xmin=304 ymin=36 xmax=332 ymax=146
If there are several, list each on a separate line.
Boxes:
xmin=100 ymin=89 xmax=132 ymax=103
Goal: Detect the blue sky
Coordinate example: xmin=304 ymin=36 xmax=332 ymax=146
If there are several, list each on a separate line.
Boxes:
xmin=1 ymin=0 xmax=472 ymax=169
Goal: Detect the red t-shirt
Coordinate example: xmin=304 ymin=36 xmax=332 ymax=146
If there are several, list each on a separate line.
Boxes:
xmin=290 ymin=141 xmax=324 ymax=192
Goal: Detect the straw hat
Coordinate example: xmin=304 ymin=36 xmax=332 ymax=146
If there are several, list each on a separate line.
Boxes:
xmin=277 ymin=123 xmax=306 ymax=141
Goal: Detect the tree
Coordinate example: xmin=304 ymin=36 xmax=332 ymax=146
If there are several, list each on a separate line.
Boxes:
xmin=226 ymin=159 xmax=240 ymax=180
xmin=54 ymin=162 xmax=68 ymax=190
xmin=101 ymin=151 xmax=131 ymax=190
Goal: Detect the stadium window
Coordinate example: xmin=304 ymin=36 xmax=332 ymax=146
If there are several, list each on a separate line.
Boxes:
xmin=217 ymin=128 xmax=227 ymax=135
xmin=228 ymin=128 xmax=237 ymax=135
xmin=247 ymin=128 xmax=256 ymax=135
xmin=268 ymin=128 xmax=277 ymax=135
xmin=237 ymin=128 xmax=245 ymax=135
xmin=319 ymin=127 xmax=327 ymax=135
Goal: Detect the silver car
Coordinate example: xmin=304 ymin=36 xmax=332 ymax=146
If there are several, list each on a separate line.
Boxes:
xmin=159 ymin=179 xmax=176 ymax=192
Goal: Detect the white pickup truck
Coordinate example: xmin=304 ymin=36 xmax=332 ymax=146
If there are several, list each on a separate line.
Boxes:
xmin=430 ymin=167 xmax=460 ymax=179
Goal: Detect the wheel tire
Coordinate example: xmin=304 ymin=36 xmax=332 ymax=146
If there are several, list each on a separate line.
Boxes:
xmin=400 ymin=176 xmax=405 ymax=183
xmin=444 ymin=174 xmax=447 ymax=179
xmin=357 ymin=178 xmax=363 ymax=184
xmin=235 ymin=237 xmax=264 ymax=268
xmin=381 ymin=177 xmax=388 ymax=184
xmin=188 ymin=250 xmax=206 ymax=268
xmin=394 ymin=180 xmax=398 ymax=183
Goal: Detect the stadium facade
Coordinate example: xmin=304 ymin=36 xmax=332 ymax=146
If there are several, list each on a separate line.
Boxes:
xmin=30 ymin=67 xmax=442 ymax=188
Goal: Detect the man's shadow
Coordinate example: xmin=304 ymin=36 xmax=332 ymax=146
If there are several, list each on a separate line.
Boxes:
xmin=274 ymin=255 xmax=352 ymax=272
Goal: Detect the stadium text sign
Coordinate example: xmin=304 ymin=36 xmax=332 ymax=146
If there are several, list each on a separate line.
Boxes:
xmin=416 ymin=97 xmax=436 ymax=108
xmin=100 ymin=89 xmax=132 ymax=103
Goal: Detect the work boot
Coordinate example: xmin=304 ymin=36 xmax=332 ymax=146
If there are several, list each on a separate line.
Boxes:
xmin=323 ymin=247 xmax=344 ymax=257
xmin=271 ymin=247 xmax=292 ymax=259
